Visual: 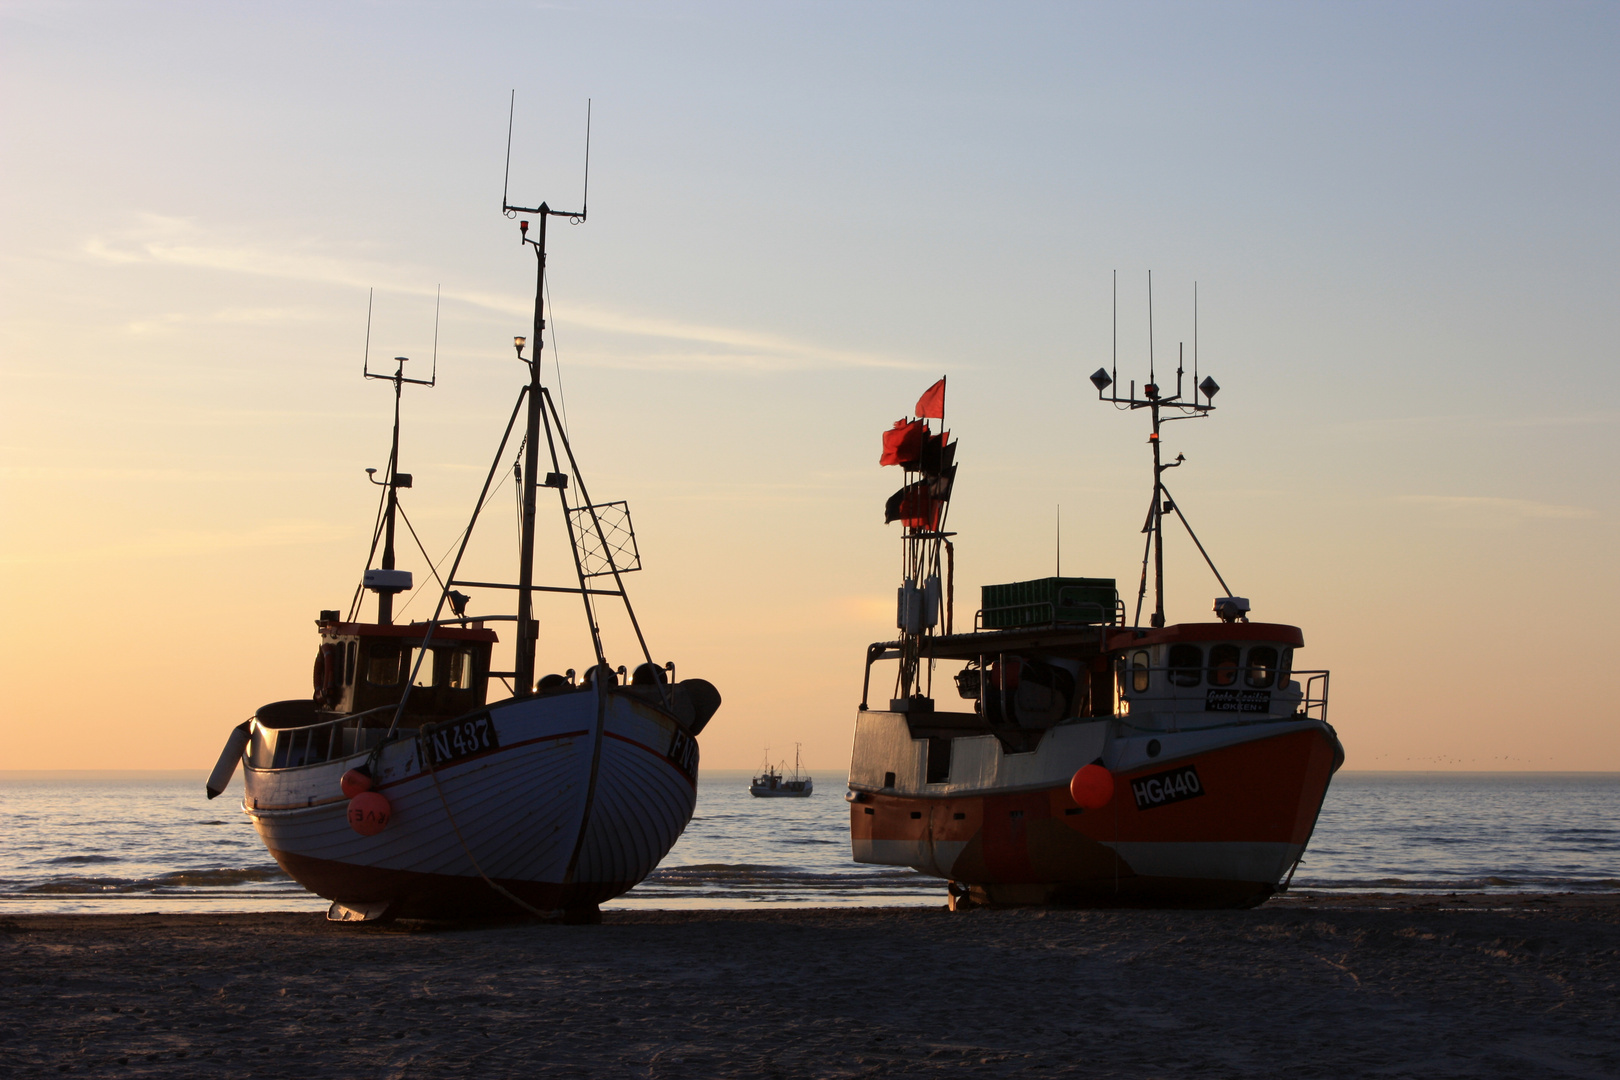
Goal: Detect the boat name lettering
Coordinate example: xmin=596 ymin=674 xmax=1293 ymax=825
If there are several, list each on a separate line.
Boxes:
xmin=1130 ymin=765 xmax=1204 ymax=810
xmin=1204 ymin=689 xmax=1271 ymax=713
xmin=426 ymin=714 xmax=499 ymax=766
xmin=668 ymin=729 xmax=698 ymax=780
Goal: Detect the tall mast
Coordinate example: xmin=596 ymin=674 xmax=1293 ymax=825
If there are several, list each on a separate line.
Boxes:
xmin=1149 ymin=393 xmax=1165 ymax=627
xmin=1089 ymin=275 xmax=1222 ymax=628
xmin=503 ymin=97 xmax=590 ymax=696
xmin=513 ymin=212 xmax=549 ymax=696
xmin=362 ymin=336 xmax=434 ymax=624
xmin=378 ymin=359 xmax=405 ymax=625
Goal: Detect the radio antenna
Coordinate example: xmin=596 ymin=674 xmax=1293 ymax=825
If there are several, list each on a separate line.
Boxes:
xmin=1111 ymin=270 xmax=1118 ymax=390
xmin=503 ymin=94 xmax=591 ymax=225
xmin=1147 ymin=269 xmax=1155 ymax=385
xmin=1193 ymin=281 xmax=1200 ymax=403
xmin=430 ymin=285 xmax=441 ymax=385
xmin=503 ymin=90 xmax=516 ymax=214
xmin=580 ymin=99 xmax=591 ymax=221
xmin=362 ymin=288 xmax=373 ymax=375
xmin=363 ymin=291 xmax=438 ymax=388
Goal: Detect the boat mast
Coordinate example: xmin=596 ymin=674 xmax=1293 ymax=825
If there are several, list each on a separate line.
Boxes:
xmin=513 ymin=213 xmax=548 ymax=696
xmin=1090 ymin=274 xmax=1221 ymax=628
xmin=378 ymin=360 xmax=405 ymax=625
xmin=361 ymin=300 xmax=435 ymax=625
xmin=503 ymin=97 xmax=591 ymax=697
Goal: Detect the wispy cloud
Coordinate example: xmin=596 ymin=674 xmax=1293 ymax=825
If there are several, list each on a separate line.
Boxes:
xmin=0 ymin=519 xmax=352 ymax=567
xmin=1397 ymin=495 xmax=1592 ymax=520
xmin=125 ymin=307 xmax=322 ymax=335
xmin=85 ymin=215 xmax=924 ymax=372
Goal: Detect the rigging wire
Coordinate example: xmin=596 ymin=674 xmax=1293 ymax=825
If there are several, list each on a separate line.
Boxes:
xmin=390 ymin=501 xmax=452 ymax=619
xmin=347 ymin=476 xmax=393 ymax=622
xmin=381 ymin=452 xmax=529 ymax=621
xmin=543 ymin=270 xmax=571 ymax=437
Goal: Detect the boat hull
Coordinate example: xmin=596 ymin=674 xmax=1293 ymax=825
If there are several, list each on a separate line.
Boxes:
xmin=848 ymin=713 xmax=1340 ymax=908
xmin=750 ymin=781 xmax=813 ymax=798
xmin=243 ymin=686 xmax=697 ymax=919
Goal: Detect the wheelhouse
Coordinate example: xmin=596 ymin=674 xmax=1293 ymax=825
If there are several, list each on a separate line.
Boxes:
xmin=1106 ymin=622 xmax=1328 ymax=729
xmin=312 ymin=619 xmax=497 ymax=718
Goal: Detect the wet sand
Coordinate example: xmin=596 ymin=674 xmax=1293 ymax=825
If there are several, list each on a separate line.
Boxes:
xmin=4 ymin=894 xmax=1617 ymax=1078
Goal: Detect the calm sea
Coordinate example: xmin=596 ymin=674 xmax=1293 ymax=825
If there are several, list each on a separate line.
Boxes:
xmin=1 ymin=770 xmax=1615 ymax=914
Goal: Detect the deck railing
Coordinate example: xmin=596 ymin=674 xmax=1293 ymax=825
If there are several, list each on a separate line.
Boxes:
xmin=1114 ymin=664 xmax=1330 ymax=725
xmin=249 ymin=704 xmax=399 ymax=771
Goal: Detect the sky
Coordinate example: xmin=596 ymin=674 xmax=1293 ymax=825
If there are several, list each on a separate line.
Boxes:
xmin=2 ymin=1 xmax=1617 ymax=772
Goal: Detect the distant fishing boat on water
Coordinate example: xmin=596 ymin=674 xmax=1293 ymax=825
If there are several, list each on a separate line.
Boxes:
xmin=751 ymin=745 xmax=814 ymax=798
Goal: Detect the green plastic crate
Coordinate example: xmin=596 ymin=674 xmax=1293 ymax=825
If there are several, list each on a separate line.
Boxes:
xmin=981 ymin=577 xmax=1119 ymax=629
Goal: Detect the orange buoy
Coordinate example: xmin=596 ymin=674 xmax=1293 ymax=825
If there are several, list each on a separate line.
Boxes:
xmin=347 ymin=790 xmax=392 ymax=836
xmin=339 ymin=769 xmax=373 ymax=798
xmin=1070 ymin=763 xmax=1114 ymax=810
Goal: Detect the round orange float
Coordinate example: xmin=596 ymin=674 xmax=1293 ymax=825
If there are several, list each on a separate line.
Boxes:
xmin=1069 ymin=763 xmax=1114 ymax=810
xmin=339 ymin=769 xmax=373 ymax=798
xmin=347 ymin=790 xmax=392 ymax=836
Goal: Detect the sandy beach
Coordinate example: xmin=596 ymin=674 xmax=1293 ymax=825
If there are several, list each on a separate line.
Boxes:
xmin=3 ymin=894 xmax=1617 ymax=1078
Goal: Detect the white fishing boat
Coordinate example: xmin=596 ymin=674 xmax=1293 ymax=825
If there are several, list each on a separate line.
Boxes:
xmin=750 ymin=745 xmax=814 ymax=798
xmin=206 ymin=133 xmax=720 ymax=922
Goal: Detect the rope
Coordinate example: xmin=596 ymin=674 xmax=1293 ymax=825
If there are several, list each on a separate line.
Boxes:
xmin=420 ymin=731 xmax=559 ymax=920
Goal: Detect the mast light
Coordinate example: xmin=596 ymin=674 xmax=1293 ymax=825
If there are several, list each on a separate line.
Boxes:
xmin=514 ymin=336 xmax=526 ymax=357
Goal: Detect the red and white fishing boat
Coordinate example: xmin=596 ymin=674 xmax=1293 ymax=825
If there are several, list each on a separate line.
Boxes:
xmin=848 ymin=314 xmax=1342 ymax=909
xmin=206 ymin=160 xmax=719 ymax=922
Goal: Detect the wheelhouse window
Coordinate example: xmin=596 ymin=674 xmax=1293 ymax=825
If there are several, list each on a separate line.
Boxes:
xmin=1131 ymin=650 xmax=1150 ymax=693
xmin=1246 ymin=646 xmax=1279 ymax=689
xmin=343 ymin=641 xmax=356 ymax=686
xmin=366 ymin=643 xmax=401 ymax=686
xmin=402 ymin=647 xmax=431 ymax=688
xmin=1208 ymin=644 xmax=1241 ymax=687
xmin=1168 ymin=644 xmax=1203 ymax=687
xmin=1277 ymin=647 xmax=1294 ymax=689
xmin=447 ymin=649 xmax=475 ymax=690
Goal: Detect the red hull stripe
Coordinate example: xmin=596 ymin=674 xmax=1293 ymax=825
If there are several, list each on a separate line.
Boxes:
xmin=603 ymin=730 xmax=698 ymax=792
xmin=374 ymin=729 xmax=592 ymax=792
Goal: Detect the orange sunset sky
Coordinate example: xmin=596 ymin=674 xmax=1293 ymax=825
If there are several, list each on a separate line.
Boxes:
xmin=3 ymin=2 xmax=1617 ymax=772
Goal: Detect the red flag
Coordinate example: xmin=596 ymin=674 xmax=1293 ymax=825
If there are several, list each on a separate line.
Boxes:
xmin=914 ymin=377 xmax=945 ymax=420
xmin=884 ymin=482 xmax=940 ymax=528
xmin=880 ymin=419 xmax=927 ymax=467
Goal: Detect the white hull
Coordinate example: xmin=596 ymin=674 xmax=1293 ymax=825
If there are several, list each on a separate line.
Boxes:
xmin=243 ymin=686 xmax=697 ymax=917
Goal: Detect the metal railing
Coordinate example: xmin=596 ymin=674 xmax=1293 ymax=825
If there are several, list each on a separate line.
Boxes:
xmin=250 ymin=705 xmax=398 ymax=771
xmin=1114 ymin=663 xmax=1331 ymax=723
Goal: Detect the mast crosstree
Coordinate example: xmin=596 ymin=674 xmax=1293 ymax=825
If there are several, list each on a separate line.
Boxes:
xmin=1090 ymin=272 xmax=1236 ymax=628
